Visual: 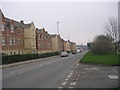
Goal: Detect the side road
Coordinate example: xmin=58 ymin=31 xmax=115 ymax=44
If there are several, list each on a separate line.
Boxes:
xmin=57 ymin=63 xmax=119 ymax=88
xmin=0 ymin=55 xmax=59 ymax=69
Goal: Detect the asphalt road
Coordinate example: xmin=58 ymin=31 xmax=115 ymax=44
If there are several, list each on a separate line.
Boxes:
xmin=2 ymin=51 xmax=87 ymax=88
xmin=57 ymin=62 xmax=119 ymax=88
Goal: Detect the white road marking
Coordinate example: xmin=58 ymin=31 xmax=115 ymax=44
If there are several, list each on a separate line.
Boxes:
xmin=61 ymin=82 xmax=67 ymax=85
xmin=70 ymin=73 xmax=73 ymax=75
xmin=75 ymin=64 xmax=79 ymax=68
xmin=90 ymin=68 xmax=100 ymax=70
xmin=69 ymin=87 xmax=74 ymax=88
xmin=71 ymin=82 xmax=76 ymax=85
xmin=84 ymin=68 xmax=88 ymax=70
xmin=108 ymin=75 xmax=118 ymax=79
xmin=58 ymin=87 xmax=63 ymax=89
xmin=68 ymin=75 xmax=71 ymax=77
xmin=65 ymin=78 xmax=69 ymax=81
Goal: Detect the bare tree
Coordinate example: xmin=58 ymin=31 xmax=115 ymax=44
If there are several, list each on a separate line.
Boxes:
xmin=105 ymin=17 xmax=118 ymax=42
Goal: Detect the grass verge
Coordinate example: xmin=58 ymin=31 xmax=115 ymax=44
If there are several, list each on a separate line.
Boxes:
xmin=80 ymin=52 xmax=119 ymax=65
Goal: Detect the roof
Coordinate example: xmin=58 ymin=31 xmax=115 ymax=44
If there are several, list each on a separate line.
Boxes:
xmin=38 ymin=29 xmax=42 ymax=32
xmin=5 ymin=17 xmax=31 ymax=29
xmin=50 ymin=34 xmax=57 ymax=38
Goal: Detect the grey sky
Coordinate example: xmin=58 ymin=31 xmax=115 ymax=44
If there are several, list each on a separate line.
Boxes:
xmin=1 ymin=2 xmax=118 ymax=45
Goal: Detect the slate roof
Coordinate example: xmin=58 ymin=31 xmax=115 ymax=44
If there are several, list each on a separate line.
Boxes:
xmin=50 ymin=34 xmax=57 ymax=38
xmin=5 ymin=17 xmax=31 ymax=29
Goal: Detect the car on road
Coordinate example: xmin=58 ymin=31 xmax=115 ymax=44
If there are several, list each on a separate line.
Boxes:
xmin=60 ymin=52 xmax=68 ymax=57
xmin=72 ymin=51 xmax=77 ymax=54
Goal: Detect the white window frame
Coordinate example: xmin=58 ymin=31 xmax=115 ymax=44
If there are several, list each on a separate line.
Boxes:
xmin=2 ymin=24 xmax=4 ymax=31
xmin=2 ymin=37 xmax=5 ymax=46
xmin=10 ymin=38 xmax=12 ymax=46
xmin=13 ymin=38 xmax=16 ymax=46
xmin=21 ymin=39 xmax=23 ymax=45
xmin=18 ymin=39 xmax=20 ymax=46
xmin=11 ymin=25 xmax=14 ymax=33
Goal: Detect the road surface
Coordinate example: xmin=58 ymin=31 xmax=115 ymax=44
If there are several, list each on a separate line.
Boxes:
xmin=2 ymin=51 xmax=87 ymax=88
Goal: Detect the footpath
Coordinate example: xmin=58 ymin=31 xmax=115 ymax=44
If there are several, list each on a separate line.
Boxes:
xmin=0 ymin=55 xmax=59 ymax=69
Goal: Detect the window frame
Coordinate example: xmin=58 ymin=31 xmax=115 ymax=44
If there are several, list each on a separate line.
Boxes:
xmin=2 ymin=37 xmax=5 ymax=46
xmin=11 ymin=25 xmax=14 ymax=33
xmin=2 ymin=24 xmax=5 ymax=31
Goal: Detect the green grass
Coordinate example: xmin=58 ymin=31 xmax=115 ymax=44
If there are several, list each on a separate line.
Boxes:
xmin=80 ymin=52 xmax=119 ymax=65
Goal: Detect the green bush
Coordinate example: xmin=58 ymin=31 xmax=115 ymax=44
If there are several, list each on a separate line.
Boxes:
xmin=2 ymin=52 xmax=59 ymax=65
xmin=91 ymin=35 xmax=114 ymax=55
xmin=66 ymin=51 xmax=72 ymax=53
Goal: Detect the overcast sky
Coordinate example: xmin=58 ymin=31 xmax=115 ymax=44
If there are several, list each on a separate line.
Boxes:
xmin=1 ymin=1 xmax=118 ymax=45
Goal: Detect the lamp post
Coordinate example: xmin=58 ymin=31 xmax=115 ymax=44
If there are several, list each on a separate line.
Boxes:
xmin=57 ymin=22 xmax=60 ymax=35
xmin=57 ymin=22 xmax=61 ymax=54
xmin=68 ymin=34 xmax=70 ymax=41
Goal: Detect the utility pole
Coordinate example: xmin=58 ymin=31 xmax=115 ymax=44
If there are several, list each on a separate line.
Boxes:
xmin=68 ymin=34 xmax=70 ymax=41
xmin=57 ymin=22 xmax=60 ymax=35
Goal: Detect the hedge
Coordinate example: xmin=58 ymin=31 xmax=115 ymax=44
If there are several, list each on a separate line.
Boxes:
xmin=2 ymin=52 xmax=59 ymax=65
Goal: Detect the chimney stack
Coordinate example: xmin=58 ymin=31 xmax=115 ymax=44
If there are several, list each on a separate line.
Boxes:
xmin=20 ymin=20 xmax=24 ymax=24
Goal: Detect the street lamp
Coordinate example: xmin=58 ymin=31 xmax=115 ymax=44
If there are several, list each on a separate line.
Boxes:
xmin=57 ymin=22 xmax=60 ymax=35
xmin=68 ymin=34 xmax=70 ymax=41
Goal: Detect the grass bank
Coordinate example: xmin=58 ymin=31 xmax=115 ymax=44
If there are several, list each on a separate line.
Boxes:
xmin=80 ymin=52 xmax=119 ymax=65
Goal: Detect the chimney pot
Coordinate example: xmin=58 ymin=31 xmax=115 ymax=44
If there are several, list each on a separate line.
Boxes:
xmin=20 ymin=20 xmax=24 ymax=23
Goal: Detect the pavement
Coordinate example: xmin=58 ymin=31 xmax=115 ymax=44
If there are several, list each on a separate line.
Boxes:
xmin=0 ymin=55 xmax=59 ymax=69
xmin=2 ymin=51 xmax=87 ymax=88
xmin=57 ymin=62 xmax=119 ymax=88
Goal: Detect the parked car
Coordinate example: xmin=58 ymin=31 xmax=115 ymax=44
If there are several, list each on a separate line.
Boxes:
xmin=60 ymin=52 xmax=68 ymax=57
xmin=72 ymin=51 xmax=77 ymax=54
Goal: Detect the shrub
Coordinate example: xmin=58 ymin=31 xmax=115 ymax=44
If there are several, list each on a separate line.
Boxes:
xmin=2 ymin=52 xmax=59 ymax=65
xmin=91 ymin=35 xmax=115 ymax=55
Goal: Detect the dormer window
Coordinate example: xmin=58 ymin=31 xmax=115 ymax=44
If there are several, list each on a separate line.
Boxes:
xmin=2 ymin=24 xmax=4 ymax=31
xmin=11 ymin=25 xmax=14 ymax=33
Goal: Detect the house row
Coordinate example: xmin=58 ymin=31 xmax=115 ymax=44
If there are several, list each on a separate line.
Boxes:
xmin=0 ymin=10 xmax=76 ymax=55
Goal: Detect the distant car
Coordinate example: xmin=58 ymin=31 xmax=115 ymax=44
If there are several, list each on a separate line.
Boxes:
xmin=61 ymin=52 xmax=68 ymax=57
xmin=72 ymin=51 xmax=77 ymax=54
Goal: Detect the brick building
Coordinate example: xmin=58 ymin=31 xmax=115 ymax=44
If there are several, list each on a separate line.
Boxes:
xmin=36 ymin=28 xmax=52 ymax=53
xmin=50 ymin=34 xmax=64 ymax=52
xmin=1 ymin=10 xmax=24 ymax=55
xmin=0 ymin=10 xmax=76 ymax=55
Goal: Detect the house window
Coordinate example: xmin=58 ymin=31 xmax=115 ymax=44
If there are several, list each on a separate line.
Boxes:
xmin=33 ymin=45 xmax=35 ymax=47
xmin=2 ymin=37 xmax=5 ymax=46
xmin=38 ymin=36 xmax=40 ymax=40
xmin=18 ymin=39 xmax=20 ymax=46
xmin=18 ymin=30 xmax=20 ymax=34
xmin=11 ymin=25 xmax=14 ymax=33
xmin=2 ymin=24 xmax=4 ymax=31
xmin=41 ymin=35 xmax=43 ymax=40
xmin=10 ymin=38 xmax=12 ymax=46
xmin=21 ymin=40 xmax=23 ymax=45
xmin=13 ymin=38 xmax=16 ymax=46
